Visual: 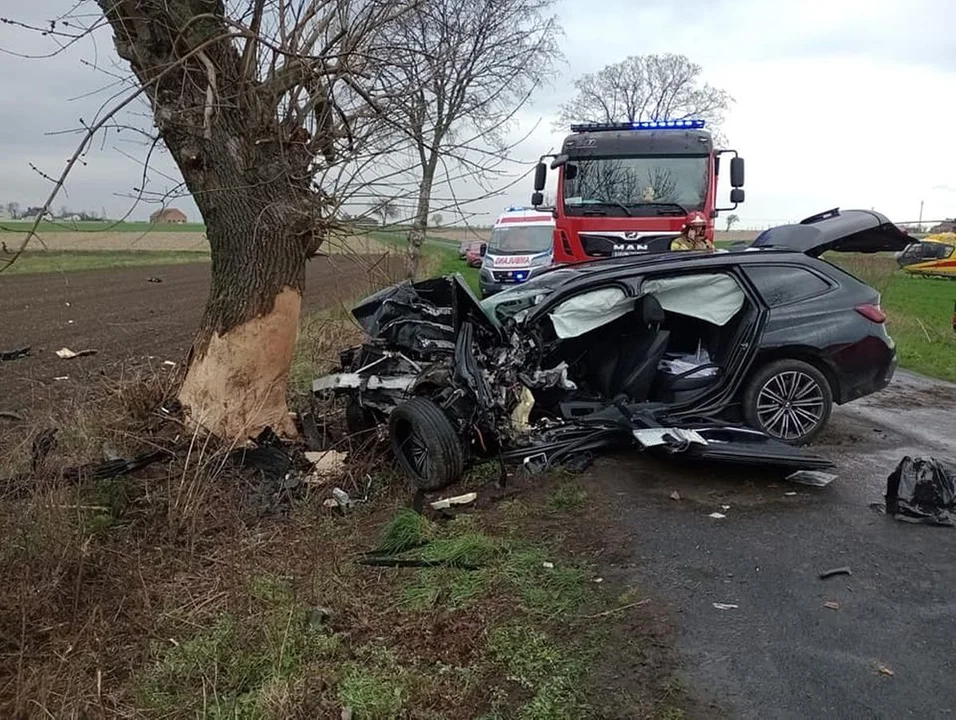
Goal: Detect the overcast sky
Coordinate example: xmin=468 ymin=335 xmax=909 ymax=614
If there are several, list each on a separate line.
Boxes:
xmin=0 ymin=0 xmax=953 ymax=229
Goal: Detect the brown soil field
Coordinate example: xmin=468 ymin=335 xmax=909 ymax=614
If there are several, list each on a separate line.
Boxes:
xmin=1 ymin=230 xmax=387 ymax=254
xmin=0 ymin=254 xmax=399 ymax=419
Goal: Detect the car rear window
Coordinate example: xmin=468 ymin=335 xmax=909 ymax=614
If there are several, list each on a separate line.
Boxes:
xmin=744 ymin=265 xmax=832 ymax=307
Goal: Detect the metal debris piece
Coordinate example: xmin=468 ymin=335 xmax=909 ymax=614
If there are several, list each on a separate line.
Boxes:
xmin=787 ymin=470 xmax=838 ymax=488
xmin=824 ymin=601 xmax=840 ymax=610
xmin=163 ymin=360 xmax=176 ymax=367
xmin=713 ymin=603 xmax=738 ymax=610
xmin=0 ymin=346 xmax=30 ymax=362
xmin=429 ymin=492 xmax=477 ymax=510
xmin=708 ymin=512 xmax=727 ymax=519
xmin=784 ymin=491 xmax=797 ymax=497
xmin=670 ymin=491 xmax=682 ymax=501
xmin=819 ymin=566 xmax=852 ymax=580
xmin=55 ymin=347 xmax=97 ymax=359
xmin=53 ymin=376 xmax=69 ymax=381
xmin=542 ymin=561 xmax=554 ymax=569
xmin=877 ymin=664 xmax=894 ymax=677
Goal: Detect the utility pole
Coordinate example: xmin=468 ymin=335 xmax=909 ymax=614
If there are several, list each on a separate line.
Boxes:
xmin=918 ymin=200 xmax=924 ymax=232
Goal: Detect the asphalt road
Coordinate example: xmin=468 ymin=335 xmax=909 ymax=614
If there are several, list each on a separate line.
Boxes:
xmin=592 ymin=370 xmax=956 ymax=719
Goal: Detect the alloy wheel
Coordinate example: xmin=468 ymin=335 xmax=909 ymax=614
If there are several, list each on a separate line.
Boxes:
xmin=755 ymin=370 xmax=826 ymax=441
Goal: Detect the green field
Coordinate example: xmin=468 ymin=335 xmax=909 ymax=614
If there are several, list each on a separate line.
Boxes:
xmin=1 ymin=249 xmax=209 ymax=275
xmin=0 ymin=220 xmax=207 ymax=233
xmin=832 ymin=254 xmax=956 ymax=383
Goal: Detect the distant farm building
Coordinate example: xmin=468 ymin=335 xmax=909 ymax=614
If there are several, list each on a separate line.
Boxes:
xmin=929 ymin=218 xmax=955 ymax=234
xmin=150 ymin=207 xmax=187 ymax=224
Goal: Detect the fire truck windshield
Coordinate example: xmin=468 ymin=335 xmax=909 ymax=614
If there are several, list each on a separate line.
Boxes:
xmin=563 ymin=155 xmax=709 ymax=217
xmin=487 ymin=225 xmax=553 ymax=255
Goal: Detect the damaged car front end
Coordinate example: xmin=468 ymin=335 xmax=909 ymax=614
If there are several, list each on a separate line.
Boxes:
xmin=313 ymin=272 xmax=835 ymax=491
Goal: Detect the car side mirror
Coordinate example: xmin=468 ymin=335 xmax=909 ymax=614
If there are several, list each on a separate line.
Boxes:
xmin=533 ymin=162 xmax=547 ymax=191
xmin=730 ymin=157 xmax=745 ymax=188
xmin=531 ymin=191 xmax=544 ymax=207
xmin=730 ymin=188 xmax=745 ymax=204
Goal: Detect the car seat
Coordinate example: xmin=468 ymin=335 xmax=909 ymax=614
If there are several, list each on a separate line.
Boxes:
xmin=608 ymin=294 xmax=671 ymax=402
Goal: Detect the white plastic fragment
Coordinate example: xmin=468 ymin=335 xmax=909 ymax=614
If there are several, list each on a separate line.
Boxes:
xmin=708 ymin=512 xmax=727 ymax=519
xmin=713 ymin=603 xmax=739 ymax=610
xmin=305 ymin=450 xmax=347 ymax=478
xmin=429 ymin=492 xmax=477 ymax=510
xmin=542 ymin=561 xmax=554 ymax=570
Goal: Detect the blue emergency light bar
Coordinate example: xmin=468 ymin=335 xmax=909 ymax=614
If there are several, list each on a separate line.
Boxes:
xmin=570 ymin=119 xmax=706 ymax=133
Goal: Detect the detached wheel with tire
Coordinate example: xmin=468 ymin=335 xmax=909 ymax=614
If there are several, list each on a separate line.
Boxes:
xmin=742 ymin=359 xmax=833 ymax=445
xmin=389 ymin=397 xmax=464 ymax=491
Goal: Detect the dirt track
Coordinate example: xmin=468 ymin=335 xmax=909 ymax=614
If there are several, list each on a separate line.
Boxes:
xmin=0 ymin=255 xmax=397 ymax=417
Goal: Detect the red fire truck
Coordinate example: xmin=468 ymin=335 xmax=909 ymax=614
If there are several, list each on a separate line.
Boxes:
xmin=531 ymin=119 xmax=745 ymax=262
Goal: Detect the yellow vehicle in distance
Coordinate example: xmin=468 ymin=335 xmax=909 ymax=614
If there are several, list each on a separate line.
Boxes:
xmin=896 ymin=233 xmax=956 ymax=278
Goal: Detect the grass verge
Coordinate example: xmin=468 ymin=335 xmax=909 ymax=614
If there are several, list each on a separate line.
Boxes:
xmin=831 ymin=254 xmax=956 ymax=383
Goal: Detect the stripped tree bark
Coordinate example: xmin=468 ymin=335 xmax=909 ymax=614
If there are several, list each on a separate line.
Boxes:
xmin=84 ymin=0 xmax=412 ymax=439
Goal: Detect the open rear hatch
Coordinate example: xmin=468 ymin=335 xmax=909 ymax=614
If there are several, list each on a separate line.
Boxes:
xmin=750 ymin=208 xmax=912 ymax=257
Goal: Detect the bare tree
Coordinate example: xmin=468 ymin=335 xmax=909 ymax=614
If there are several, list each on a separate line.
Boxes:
xmin=376 ymin=0 xmax=561 ymax=277
xmin=558 ymin=54 xmax=733 ymax=141
xmin=725 ymin=213 xmax=740 ymax=232
xmin=1 ymin=0 xmax=421 ymax=440
xmin=430 ymin=212 xmax=442 ymax=228
xmin=6 ymin=202 xmax=19 ymax=219
xmin=370 ymin=197 xmax=400 ymax=226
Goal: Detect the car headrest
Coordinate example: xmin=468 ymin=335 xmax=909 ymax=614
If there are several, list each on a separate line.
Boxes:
xmin=635 ymin=293 xmax=665 ymax=325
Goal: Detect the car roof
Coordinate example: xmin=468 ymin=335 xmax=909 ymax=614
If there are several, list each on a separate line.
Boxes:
xmin=531 ymin=248 xmax=822 ymax=291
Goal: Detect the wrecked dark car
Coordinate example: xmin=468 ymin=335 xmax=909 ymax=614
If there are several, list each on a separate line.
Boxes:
xmin=314 ymin=208 xmax=910 ymax=490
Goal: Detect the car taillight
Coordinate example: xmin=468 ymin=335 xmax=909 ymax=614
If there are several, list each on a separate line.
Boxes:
xmin=855 ymin=303 xmax=886 ymax=323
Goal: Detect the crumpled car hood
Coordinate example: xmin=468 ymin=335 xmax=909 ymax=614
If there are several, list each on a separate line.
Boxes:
xmin=350 ymin=274 xmax=498 ymax=356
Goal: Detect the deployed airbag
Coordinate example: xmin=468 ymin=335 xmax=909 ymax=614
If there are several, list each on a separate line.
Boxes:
xmin=641 ymin=273 xmax=744 ymax=326
xmin=549 ymin=286 xmax=633 ymax=339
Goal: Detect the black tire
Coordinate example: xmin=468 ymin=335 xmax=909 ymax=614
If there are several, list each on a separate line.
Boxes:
xmin=742 ymin=359 xmax=833 ymax=446
xmin=388 ymin=397 xmax=464 ymax=491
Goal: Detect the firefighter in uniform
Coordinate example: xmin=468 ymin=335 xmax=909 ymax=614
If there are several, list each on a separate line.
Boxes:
xmin=670 ymin=213 xmax=713 ymax=252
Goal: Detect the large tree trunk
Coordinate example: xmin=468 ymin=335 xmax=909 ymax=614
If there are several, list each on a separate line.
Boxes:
xmin=405 ymin=154 xmax=440 ymax=278
xmin=99 ymin=0 xmax=323 ymax=441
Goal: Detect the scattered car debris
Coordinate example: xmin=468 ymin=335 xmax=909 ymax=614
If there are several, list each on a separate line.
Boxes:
xmin=305 ymin=450 xmax=347 ymax=479
xmin=884 ymin=455 xmax=956 ymax=526
xmin=721 ymin=504 xmax=731 ymax=511
xmin=670 ymin=490 xmax=682 ymax=501
xmin=429 ymin=492 xmax=477 ymax=510
xmin=713 ymin=603 xmax=739 ymax=610
xmin=312 ymin=274 xmax=836 ymax=492
xmin=824 ymin=601 xmax=841 ymax=610
xmin=0 ymin=346 xmax=30 ymax=362
xmin=877 ymin=664 xmax=895 ymax=677
xmin=147 ymin=277 xmax=163 ymax=283
xmin=787 ymin=470 xmax=838 ymax=488
xmin=55 ymin=347 xmax=97 ymax=359
xmin=53 ymin=375 xmax=69 ymax=381
xmin=819 ymin=566 xmax=852 ymax=580
xmin=323 ymin=487 xmax=355 ymax=511
xmin=708 ymin=512 xmax=727 ymax=519
xmin=542 ymin=561 xmax=555 ymax=569
xmin=163 ymin=360 xmax=176 ymax=367
xmin=784 ymin=491 xmax=797 ymax=497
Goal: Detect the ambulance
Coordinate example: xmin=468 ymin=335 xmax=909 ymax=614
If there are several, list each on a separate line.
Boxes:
xmin=478 ymin=207 xmax=556 ymax=297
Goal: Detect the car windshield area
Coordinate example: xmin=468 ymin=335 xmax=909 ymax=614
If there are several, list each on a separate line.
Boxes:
xmin=479 ymin=269 xmax=576 ymax=325
xmin=487 ymin=224 xmax=554 ymax=255
xmin=563 ymin=155 xmax=709 ymax=217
